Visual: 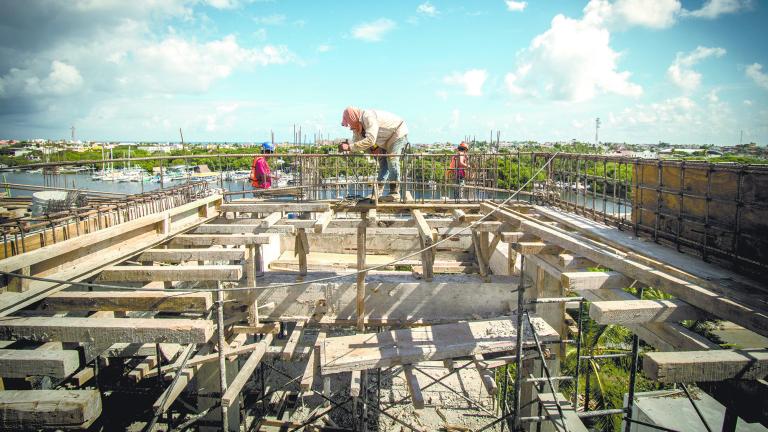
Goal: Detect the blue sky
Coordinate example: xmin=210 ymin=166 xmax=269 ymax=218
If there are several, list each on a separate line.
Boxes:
xmin=0 ymin=0 xmax=766 ymax=145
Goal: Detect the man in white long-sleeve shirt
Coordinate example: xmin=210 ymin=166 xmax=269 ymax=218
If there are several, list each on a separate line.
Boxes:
xmin=341 ymin=106 xmax=409 ymax=202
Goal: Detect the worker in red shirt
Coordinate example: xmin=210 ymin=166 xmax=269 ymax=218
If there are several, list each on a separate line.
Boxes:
xmin=250 ymin=143 xmax=274 ymax=190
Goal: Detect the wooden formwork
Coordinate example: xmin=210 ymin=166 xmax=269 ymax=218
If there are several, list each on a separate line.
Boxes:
xmin=0 ymin=196 xmax=765 ymax=431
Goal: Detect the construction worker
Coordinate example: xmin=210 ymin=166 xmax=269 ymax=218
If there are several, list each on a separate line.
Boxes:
xmin=449 ymin=141 xmax=470 ymax=183
xmin=249 ymin=142 xmax=274 ymax=192
xmin=341 ymin=106 xmax=409 ymax=202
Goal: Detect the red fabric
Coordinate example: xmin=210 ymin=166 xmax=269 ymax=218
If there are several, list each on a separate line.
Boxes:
xmin=341 ymin=106 xmax=362 ymax=132
xmin=250 ymin=156 xmax=272 ymax=189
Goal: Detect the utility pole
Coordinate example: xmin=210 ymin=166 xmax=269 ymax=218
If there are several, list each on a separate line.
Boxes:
xmin=595 ymin=117 xmax=601 ymax=146
xmin=740 ymin=130 xmax=743 ymax=145
xmin=70 ymin=126 xmax=75 ymax=142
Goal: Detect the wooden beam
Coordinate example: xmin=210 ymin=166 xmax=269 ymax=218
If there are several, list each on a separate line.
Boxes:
xmin=589 ymin=299 xmax=708 ymax=324
xmin=483 ymin=203 xmax=768 ymax=338
xmin=313 ymin=210 xmax=334 ymax=234
xmin=0 ymin=349 xmax=80 ymax=378
xmin=561 ymin=271 xmax=633 ymax=291
xmin=221 ymin=202 xmax=330 ymax=213
xmin=319 ymin=316 xmax=558 ymax=374
xmin=644 ymin=349 xmax=768 ymax=383
xmin=152 ymin=344 xmax=195 ymax=413
xmin=169 ymin=234 xmax=270 ymax=246
xmin=301 ymin=331 xmax=325 ymax=391
xmin=296 ymin=228 xmax=309 ymax=276
xmin=403 ymin=366 xmax=424 ymax=409
xmin=138 ymin=248 xmax=245 ymax=262
xmin=194 ymin=224 xmax=271 ymax=234
xmin=98 ymin=265 xmax=242 ymax=282
xmin=0 ymin=390 xmax=102 ymax=429
xmin=281 ymin=320 xmax=305 ymax=361
xmin=350 ymin=370 xmax=362 ymax=398
xmin=143 ymin=341 xmax=268 ymax=379
xmin=412 ymin=209 xmax=435 ymax=281
xmin=499 ymin=231 xmax=525 ymax=243
xmin=558 ymin=254 xmax=596 ymax=270
xmin=473 ymin=354 xmax=497 ymax=397
xmin=0 ymin=317 xmax=214 ymax=344
xmin=452 ymin=209 xmax=466 ymax=222
xmin=513 ymin=241 xmax=562 ymax=255
xmin=221 ymin=333 xmax=274 ymax=408
xmin=128 ymin=355 xmax=158 ymax=383
xmin=474 ymin=221 xmax=503 ymax=233
xmin=356 ymin=216 xmax=367 ymax=331
xmin=258 ymin=212 xmax=281 ymax=228
xmin=41 ymin=291 xmax=213 ymax=313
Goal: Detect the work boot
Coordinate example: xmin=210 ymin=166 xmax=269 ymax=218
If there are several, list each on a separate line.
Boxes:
xmin=379 ymin=183 xmax=400 ymax=202
xmin=366 ymin=183 xmax=385 ymax=201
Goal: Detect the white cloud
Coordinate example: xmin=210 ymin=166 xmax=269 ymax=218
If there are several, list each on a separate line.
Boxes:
xmin=506 ymin=13 xmax=642 ymax=101
xmin=667 ymin=46 xmax=726 ymax=91
xmin=443 ymin=69 xmax=488 ymax=96
xmin=683 ymin=0 xmax=752 ymax=19
xmin=744 ymin=99 xmax=753 ymax=106
xmin=205 ymin=0 xmax=239 ymax=9
xmin=449 ymin=109 xmax=460 ymax=129
xmin=253 ymin=14 xmax=286 ymax=25
xmin=351 ymin=18 xmax=396 ymax=42
xmin=746 ymin=63 xmax=768 ymax=90
xmin=417 ymin=2 xmax=437 ymax=16
xmin=435 ymin=90 xmax=448 ymax=101
xmin=609 ymin=0 xmax=681 ymax=29
xmin=316 ymin=44 xmax=332 ymax=53
xmin=0 ymin=60 xmax=84 ymax=98
xmin=505 ymin=1 xmax=527 ymax=12
xmin=130 ymin=35 xmax=294 ymax=92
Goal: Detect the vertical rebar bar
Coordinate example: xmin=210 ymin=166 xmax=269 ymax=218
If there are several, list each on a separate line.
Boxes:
xmin=513 ymin=255 xmax=526 ymax=431
xmin=624 ymin=285 xmax=644 ymax=432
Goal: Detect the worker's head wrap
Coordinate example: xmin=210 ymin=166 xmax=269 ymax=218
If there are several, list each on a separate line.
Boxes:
xmin=341 ymin=106 xmax=362 ymax=132
xmin=458 ymin=142 xmax=469 ymax=151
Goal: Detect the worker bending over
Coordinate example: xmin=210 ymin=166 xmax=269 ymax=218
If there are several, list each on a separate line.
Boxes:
xmin=341 ymin=106 xmax=409 ymax=202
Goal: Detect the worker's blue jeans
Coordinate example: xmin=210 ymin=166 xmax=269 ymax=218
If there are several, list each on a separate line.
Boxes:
xmin=377 ymin=136 xmax=407 ymax=190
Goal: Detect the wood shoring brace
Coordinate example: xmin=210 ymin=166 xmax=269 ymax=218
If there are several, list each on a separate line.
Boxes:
xmin=281 ymin=320 xmax=306 ymax=361
xmin=403 ymin=365 xmax=425 ymax=409
xmin=411 ymin=209 xmax=435 ymax=281
xmin=356 ymin=211 xmax=367 ymax=331
xmin=300 ymin=331 xmax=325 ymax=391
xmin=221 ymin=333 xmax=275 ymax=408
xmin=294 ymin=228 xmax=309 ymax=276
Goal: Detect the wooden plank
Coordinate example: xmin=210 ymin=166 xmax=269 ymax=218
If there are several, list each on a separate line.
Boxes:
xmin=320 ymin=316 xmax=558 ymax=374
xmin=513 ymin=241 xmax=562 ymax=255
xmin=644 ymin=349 xmax=768 ymax=383
xmin=474 ymin=221 xmax=503 ymax=233
xmin=558 ymin=254 xmax=596 ymax=270
xmin=221 ymin=333 xmax=274 ymax=408
xmin=258 ymin=212 xmax=281 ymax=228
xmin=221 ymin=202 xmax=330 ymax=213
xmin=231 ymin=322 xmax=279 ymax=335
xmin=412 ymin=209 xmax=435 ymax=281
xmin=499 ymin=231 xmax=525 ymax=243
xmin=350 ymin=370 xmax=362 ymax=398
xmin=41 ymin=291 xmax=213 ymax=313
xmin=484 ymin=203 xmax=768 ymax=338
xmin=138 ymin=248 xmax=245 ymax=262
xmin=282 ymin=320 xmax=305 ymax=361
xmin=283 ymin=219 xmax=316 ymax=229
xmin=581 ymin=288 xmax=718 ymax=351
xmin=589 ymin=299 xmax=709 ymax=324
xmin=128 ymin=355 xmax=158 ymax=383
xmin=403 ymin=365 xmax=424 ymax=409
xmin=296 ymin=228 xmax=309 ymax=276
xmin=169 ymin=234 xmax=270 ymax=246
xmin=194 ymin=224 xmax=270 ymax=234
xmin=0 ymin=317 xmax=214 ymax=344
xmin=0 ymin=349 xmax=80 ymax=378
xmin=0 ymin=390 xmax=102 ymax=429
xmin=561 ymin=271 xmax=633 ymax=291
xmin=301 ymin=331 xmax=325 ymax=391
xmin=473 ymin=354 xmax=497 ymax=397
xmin=313 ymin=210 xmax=334 ymax=234
xmin=98 ymin=265 xmax=242 ymax=282
xmin=152 ymin=344 xmax=195 ymax=413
